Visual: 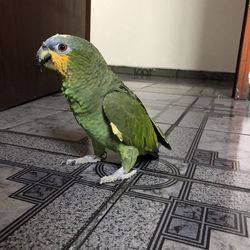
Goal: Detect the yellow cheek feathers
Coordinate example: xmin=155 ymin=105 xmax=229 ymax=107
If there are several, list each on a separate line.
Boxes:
xmin=49 ymin=50 xmax=69 ymax=77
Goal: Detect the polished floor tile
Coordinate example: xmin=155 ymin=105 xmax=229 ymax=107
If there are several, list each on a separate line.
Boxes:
xmin=0 ymin=76 xmax=250 ymax=249
xmin=0 ymin=106 xmax=60 ymax=129
xmin=205 ymin=111 xmax=250 ymax=134
xmin=9 ymin=111 xmax=87 ymax=141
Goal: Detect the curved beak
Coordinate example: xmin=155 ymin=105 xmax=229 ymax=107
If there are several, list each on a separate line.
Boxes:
xmin=36 ymin=45 xmax=51 ymax=67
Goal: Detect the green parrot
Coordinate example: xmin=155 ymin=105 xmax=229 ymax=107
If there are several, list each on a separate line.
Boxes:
xmin=36 ymin=34 xmax=171 ymax=184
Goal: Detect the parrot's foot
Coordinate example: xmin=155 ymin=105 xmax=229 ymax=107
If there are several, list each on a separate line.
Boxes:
xmin=99 ymin=167 xmax=137 ymax=184
xmin=61 ymin=155 xmax=101 ymax=166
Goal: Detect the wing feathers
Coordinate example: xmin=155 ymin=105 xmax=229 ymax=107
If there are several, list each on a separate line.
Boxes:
xmin=103 ymin=91 xmax=158 ymax=152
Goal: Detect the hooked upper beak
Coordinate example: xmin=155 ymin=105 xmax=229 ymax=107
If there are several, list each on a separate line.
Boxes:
xmin=36 ymin=44 xmax=51 ymax=66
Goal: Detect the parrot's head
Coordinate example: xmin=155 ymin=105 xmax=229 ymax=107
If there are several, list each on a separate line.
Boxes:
xmin=36 ymin=34 xmax=102 ymax=78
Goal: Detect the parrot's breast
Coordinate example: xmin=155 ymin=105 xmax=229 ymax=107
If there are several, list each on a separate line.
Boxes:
xmin=61 ymin=85 xmax=110 ymax=142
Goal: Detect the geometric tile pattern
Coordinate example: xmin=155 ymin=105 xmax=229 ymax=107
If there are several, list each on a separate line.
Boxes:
xmin=149 ymin=198 xmax=249 ymax=249
xmin=192 ymin=149 xmax=239 ymax=170
xmin=1 ymin=145 xmax=249 ymax=249
xmin=129 ymin=155 xmax=250 ymax=250
xmin=7 ymin=168 xmax=75 ymax=204
xmin=1 ymin=79 xmax=250 ymax=249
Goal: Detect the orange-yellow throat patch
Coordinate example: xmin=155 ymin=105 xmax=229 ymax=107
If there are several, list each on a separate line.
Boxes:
xmin=49 ymin=50 xmax=69 ymax=77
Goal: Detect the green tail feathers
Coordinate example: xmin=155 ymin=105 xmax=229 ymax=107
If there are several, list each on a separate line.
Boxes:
xmin=151 ymin=120 xmax=172 ymax=150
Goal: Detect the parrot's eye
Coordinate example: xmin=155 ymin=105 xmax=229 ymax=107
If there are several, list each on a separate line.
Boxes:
xmin=58 ymin=43 xmax=67 ymax=52
xmin=54 ymin=43 xmax=71 ymax=54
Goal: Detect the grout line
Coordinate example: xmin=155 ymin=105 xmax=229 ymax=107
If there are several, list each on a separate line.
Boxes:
xmin=0 ymin=129 xmax=88 ymax=145
xmin=202 ymin=128 xmax=250 ymax=137
xmin=184 ymin=97 xmax=215 ymax=163
xmin=0 ymin=141 xmax=82 ymax=157
xmin=139 ymin=168 xmax=250 ymax=193
xmin=165 ymin=97 xmax=199 ymax=137
xmin=2 ymin=110 xmax=63 ymax=131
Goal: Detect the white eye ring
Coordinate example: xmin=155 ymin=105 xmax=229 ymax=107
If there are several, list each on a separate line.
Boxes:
xmin=55 ymin=43 xmax=71 ymax=54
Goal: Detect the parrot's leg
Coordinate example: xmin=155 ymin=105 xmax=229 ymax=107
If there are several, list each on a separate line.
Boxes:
xmin=62 ymin=139 xmax=106 ymax=166
xmin=62 ymin=155 xmax=101 ymax=166
xmin=99 ymin=145 xmax=139 ymax=184
xmin=92 ymin=138 xmax=106 ymax=159
xmin=100 ymin=167 xmax=137 ymax=184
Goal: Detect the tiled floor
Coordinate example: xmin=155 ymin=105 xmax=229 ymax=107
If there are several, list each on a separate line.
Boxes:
xmin=1 ymin=77 xmax=250 ymax=249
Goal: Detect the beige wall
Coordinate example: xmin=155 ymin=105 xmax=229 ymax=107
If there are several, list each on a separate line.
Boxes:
xmin=91 ymin=0 xmax=246 ymax=72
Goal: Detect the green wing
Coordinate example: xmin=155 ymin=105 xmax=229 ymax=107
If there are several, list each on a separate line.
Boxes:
xmin=103 ymin=90 xmax=158 ymax=153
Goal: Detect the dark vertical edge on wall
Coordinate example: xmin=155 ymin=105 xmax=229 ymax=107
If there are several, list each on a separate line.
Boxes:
xmin=85 ymin=0 xmax=91 ymax=41
xmin=233 ymin=0 xmax=249 ymax=98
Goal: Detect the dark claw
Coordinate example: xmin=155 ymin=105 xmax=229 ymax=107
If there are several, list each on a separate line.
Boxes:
xmin=70 ymin=161 xmax=76 ymax=166
xmin=101 ymin=151 xmax=107 ymax=160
